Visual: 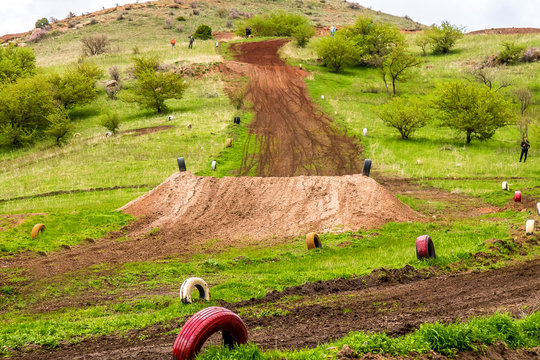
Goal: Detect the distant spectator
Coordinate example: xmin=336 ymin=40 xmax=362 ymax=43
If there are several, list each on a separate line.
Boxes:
xmin=170 ymin=39 xmax=176 ymax=48
xmin=519 ymin=137 xmax=530 ymax=162
xmin=330 ymin=25 xmax=336 ymax=37
xmin=245 ymin=26 xmax=251 ymax=39
xmin=188 ymin=35 xmax=194 ymax=49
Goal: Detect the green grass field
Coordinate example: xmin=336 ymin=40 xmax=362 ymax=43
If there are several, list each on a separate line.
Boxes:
xmin=0 ymin=0 xmax=539 ymax=357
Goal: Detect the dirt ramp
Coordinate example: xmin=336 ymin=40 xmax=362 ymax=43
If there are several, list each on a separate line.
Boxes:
xmin=122 ymin=172 xmax=419 ymax=241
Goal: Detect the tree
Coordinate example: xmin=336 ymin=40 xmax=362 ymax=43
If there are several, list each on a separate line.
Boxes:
xmin=81 ymin=34 xmax=109 ymax=56
xmin=194 ymin=24 xmax=212 ymax=40
xmin=468 ymin=67 xmax=510 ymax=92
xmin=0 ymin=76 xmax=55 ymax=147
xmin=292 ymin=23 xmax=315 ymax=47
xmin=378 ymin=97 xmax=428 ymax=139
xmin=121 ymin=56 xmax=187 ymax=113
xmin=425 ymin=21 xmax=463 ymax=54
xmin=340 ymin=16 xmax=403 ymax=66
xmin=415 ymin=35 xmax=430 ymax=56
xmin=35 ymin=17 xmax=50 ymax=28
xmin=99 ymin=112 xmax=121 ymax=135
xmin=379 ymin=46 xmax=422 ymax=95
xmin=45 ymin=107 xmax=73 ymax=146
xmin=49 ymin=60 xmax=103 ymax=109
xmin=514 ymin=88 xmax=533 ymax=138
xmin=432 ymin=81 xmax=515 ymax=144
xmin=313 ymin=35 xmax=357 ymax=73
xmin=0 ymin=45 xmax=36 ymax=84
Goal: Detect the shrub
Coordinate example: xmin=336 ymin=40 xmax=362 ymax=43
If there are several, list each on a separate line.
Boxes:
xmin=0 ymin=45 xmax=36 ymax=83
xmin=217 ymin=8 xmax=228 ymax=18
xmin=378 ymin=97 xmax=427 ymax=139
xmin=0 ymin=75 xmax=55 ymax=147
xmin=292 ymin=23 xmax=315 ymax=47
xmin=424 ymin=21 xmax=463 ymax=54
xmin=522 ymin=47 xmax=540 ymax=62
xmin=45 ymin=107 xmax=73 ymax=146
xmin=313 ymin=35 xmax=357 ymax=72
xmin=432 ymin=81 xmax=515 ymax=144
xmin=193 ymin=9 xmax=200 ymax=15
xmin=498 ymin=41 xmax=526 ymax=65
xmin=235 ymin=11 xmax=312 ymax=38
xmin=99 ymin=112 xmax=121 ymax=135
xmin=28 ymin=28 xmax=49 ymax=42
xmin=81 ymin=34 xmax=109 ymax=56
xmin=176 ymin=26 xmax=183 ymax=33
xmin=164 ymin=17 xmax=173 ymax=29
xmin=176 ymin=16 xmax=186 ymax=21
xmin=109 ymin=66 xmax=120 ymax=82
xmin=35 ymin=17 xmax=49 ymax=29
xmin=194 ymin=24 xmax=212 ymax=39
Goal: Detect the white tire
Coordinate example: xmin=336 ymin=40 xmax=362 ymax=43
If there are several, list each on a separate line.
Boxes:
xmin=211 ymin=160 xmax=217 ymax=170
xmin=362 ymin=128 xmax=368 ymax=136
xmin=536 ymin=202 xmax=540 ymax=215
xmin=180 ymin=277 xmax=210 ymax=304
xmin=502 ymin=181 xmax=509 ymax=191
xmin=525 ymin=220 xmax=535 ymax=235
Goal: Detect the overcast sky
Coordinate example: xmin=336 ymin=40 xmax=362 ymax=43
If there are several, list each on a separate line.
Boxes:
xmin=1 ymin=0 xmax=539 ymax=36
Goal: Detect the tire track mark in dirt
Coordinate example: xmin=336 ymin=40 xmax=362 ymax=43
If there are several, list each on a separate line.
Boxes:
xmin=224 ymin=39 xmax=362 ymax=176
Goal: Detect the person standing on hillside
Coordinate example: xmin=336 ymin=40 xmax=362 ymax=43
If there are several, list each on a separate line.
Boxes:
xmin=330 ymin=25 xmax=336 ymax=36
xmin=245 ymin=26 xmax=251 ymax=38
xmin=170 ymin=39 xmax=176 ymax=48
xmin=188 ymin=35 xmax=194 ymax=49
xmin=519 ymin=137 xmax=530 ymax=162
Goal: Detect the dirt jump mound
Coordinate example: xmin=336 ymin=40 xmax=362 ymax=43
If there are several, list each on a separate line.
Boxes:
xmin=122 ymin=172 xmax=419 ymax=242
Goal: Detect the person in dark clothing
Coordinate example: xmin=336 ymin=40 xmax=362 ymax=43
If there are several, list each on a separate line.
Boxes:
xmin=520 ymin=137 xmax=530 ymax=162
xmin=188 ymin=35 xmax=194 ymax=49
xmin=245 ymin=26 xmax=251 ymax=38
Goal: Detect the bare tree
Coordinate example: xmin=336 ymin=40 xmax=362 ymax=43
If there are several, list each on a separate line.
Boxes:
xmin=515 ymin=88 xmax=533 ymax=137
xmin=81 ymin=34 xmax=109 ymax=56
xmin=469 ymin=67 xmax=510 ymax=92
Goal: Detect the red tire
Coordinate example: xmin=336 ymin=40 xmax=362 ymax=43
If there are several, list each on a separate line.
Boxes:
xmin=514 ymin=191 xmax=522 ymax=202
xmin=172 ymin=307 xmax=248 ymax=360
xmin=416 ymin=235 xmax=436 ymax=260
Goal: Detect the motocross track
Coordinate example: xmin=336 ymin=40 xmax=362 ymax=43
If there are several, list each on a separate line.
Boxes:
xmin=225 ymin=39 xmax=362 ymax=176
xmin=11 ymin=258 xmax=540 ymax=359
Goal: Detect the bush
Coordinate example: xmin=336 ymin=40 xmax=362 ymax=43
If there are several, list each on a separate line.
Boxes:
xmin=194 ymin=24 xmax=212 ymax=40
xmin=99 ymin=112 xmax=121 ymax=135
xmin=109 ymin=66 xmax=120 ymax=82
xmin=292 ymin=23 xmax=315 ymax=47
xmin=35 ymin=17 xmax=49 ymax=29
xmin=378 ymin=97 xmax=427 ymax=139
xmin=120 ymin=56 xmax=188 ymax=113
xmin=235 ymin=11 xmax=313 ymax=38
xmin=424 ymin=21 xmax=463 ymax=54
xmin=498 ymin=41 xmax=526 ymax=65
xmin=216 ymin=8 xmax=228 ymax=18
xmin=432 ymin=81 xmax=515 ymax=144
xmin=164 ymin=17 xmax=173 ymax=29
xmin=313 ymin=35 xmax=358 ymax=72
xmin=0 ymin=75 xmax=55 ymax=147
xmin=28 ymin=28 xmax=48 ymax=42
xmin=81 ymin=34 xmax=109 ymax=56
xmin=176 ymin=16 xmax=186 ymax=21
xmin=0 ymin=45 xmax=36 ymax=84
xmin=522 ymin=46 xmax=540 ymax=62
xmin=45 ymin=107 xmax=73 ymax=146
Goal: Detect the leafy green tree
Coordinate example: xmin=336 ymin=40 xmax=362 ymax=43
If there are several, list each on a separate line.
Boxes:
xmin=45 ymin=107 xmax=73 ymax=146
xmin=35 ymin=17 xmax=50 ymax=28
xmin=0 ymin=76 xmax=55 ymax=147
xmin=379 ymin=46 xmax=422 ymax=95
xmin=378 ymin=97 xmax=428 ymax=139
xmin=0 ymin=45 xmax=36 ymax=84
xmin=313 ymin=35 xmax=358 ymax=73
xmin=425 ymin=21 xmax=464 ymax=54
xmin=48 ymin=61 xmax=103 ymax=109
xmin=432 ymin=81 xmax=515 ymax=144
xmin=235 ymin=12 xmax=312 ymax=38
xmin=121 ymin=56 xmax=187 ymax=113
xmin=194 ymin=24 xmax=212 ymax=40
xmin=340 ymin=16 xmax=403 ymax=66
xmin=292 ymin=23 xmax=315 ymax=47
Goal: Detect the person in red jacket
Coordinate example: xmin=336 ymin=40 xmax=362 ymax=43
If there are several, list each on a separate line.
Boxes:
xmin=170 ymin=39 xmax=176 ymax=48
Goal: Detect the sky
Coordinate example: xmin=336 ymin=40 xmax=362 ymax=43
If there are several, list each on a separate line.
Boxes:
xmin=0 ymin=0 xmax=539 ymax=36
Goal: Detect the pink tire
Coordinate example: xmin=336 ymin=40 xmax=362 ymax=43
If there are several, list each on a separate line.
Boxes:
xmin=416 ymin=235 xmax=436 ymax=260
xmin=172 ymin=307 xmax=248 ymax=360
xmin=514 ymin=191 xmax=522 ymax=202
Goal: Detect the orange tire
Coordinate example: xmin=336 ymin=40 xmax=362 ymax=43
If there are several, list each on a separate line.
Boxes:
xmin=31 ymin=224 xmax=45 ymax=239
xmin=306 ymin=232 xmax=322 ymax=250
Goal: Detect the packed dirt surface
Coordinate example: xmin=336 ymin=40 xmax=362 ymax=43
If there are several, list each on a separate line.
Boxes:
xmin=467 ymin=27 xmax=540 ymax=35
xmin=11 ymin=258 xmax=540 ymax=359
xmin=0 ymin=172 xmax=418 ymax=280
xmin=224 ymin=39 xmax=362 ymax=176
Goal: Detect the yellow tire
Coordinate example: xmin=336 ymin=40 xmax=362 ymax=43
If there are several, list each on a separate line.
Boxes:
xmin=306 ymin=232 xmax=322 ymax=250
xmin=31 ymin=224 xmax=46 ymax=239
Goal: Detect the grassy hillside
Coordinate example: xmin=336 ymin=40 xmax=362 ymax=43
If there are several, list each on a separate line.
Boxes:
xmin=0 ymin=0 xmax=539 ymax=357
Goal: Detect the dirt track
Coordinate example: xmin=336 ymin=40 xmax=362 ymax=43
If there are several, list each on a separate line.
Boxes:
xmin=225 ymin=39 xmax=362 ymax=177
xmin=11 ymin=258 xmax=540 ymax=359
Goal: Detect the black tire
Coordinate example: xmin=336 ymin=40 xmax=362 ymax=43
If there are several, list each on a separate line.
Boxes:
xmin=362 ymin=159 xmax=372 ymax=177
xmin=234 ymin=117 xmax=240 ymax=124
xmin=177 ymin=157 xmax=186 ymax=172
